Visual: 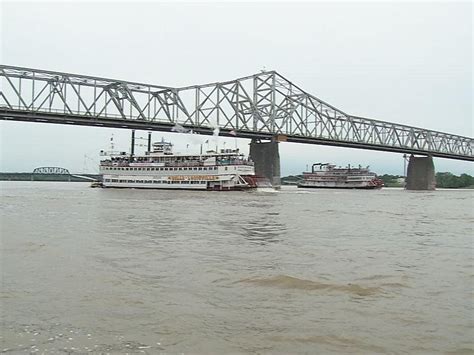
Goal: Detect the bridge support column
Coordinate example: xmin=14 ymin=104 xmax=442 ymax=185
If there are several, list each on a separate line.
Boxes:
xmin=405 ymin=155 xmax=436 ymax=190
xmin=249 ymin=138 xmax=281 ymax=188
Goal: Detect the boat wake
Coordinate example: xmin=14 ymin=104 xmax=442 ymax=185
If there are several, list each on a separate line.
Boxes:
xmin=237 ymin=275 xmax=383 ymax=296
xmin=255 ymin=187 xmax=278 ymax=193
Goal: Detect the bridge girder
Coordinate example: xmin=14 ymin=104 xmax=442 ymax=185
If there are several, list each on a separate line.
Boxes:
xmin=0 ymin=65 xmax=472 ymax=161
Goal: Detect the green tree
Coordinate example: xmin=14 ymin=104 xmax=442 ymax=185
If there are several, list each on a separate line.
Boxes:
xmin=436 ymin=172 xmax=473 ymax=188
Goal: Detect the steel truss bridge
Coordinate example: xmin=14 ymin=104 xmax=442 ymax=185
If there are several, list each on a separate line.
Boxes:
xmin=33 ymin=167 xmax=70 ymax=175
xmin=0 ymin=65 xmax=472 ymax=161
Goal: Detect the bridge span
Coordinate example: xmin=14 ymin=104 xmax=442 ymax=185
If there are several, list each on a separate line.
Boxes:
xmin=1 ymin=65 xmax=472 ymax=189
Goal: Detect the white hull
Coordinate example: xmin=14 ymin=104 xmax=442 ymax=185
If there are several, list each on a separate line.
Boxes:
xmin=298 ymin=181 xmax=381 ymax=189
xmin=104 ymin=182 xmax=207 ymax=190
xmin=101 ymin=171 xmax=254 ymax=190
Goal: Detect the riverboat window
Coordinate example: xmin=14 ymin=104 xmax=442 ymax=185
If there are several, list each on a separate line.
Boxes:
xmin=225 ymin=167 xmax=228 ymax=171
xmin=193 ymin=168 xmax=197 ymax=171
xmin=165 ymin=168 xmax=168 ymax=171
xmin=179 ymin=168 xmax=182 ymax=171
xmin=145 ymin=180 xmax=152 ymax=183
xmin=128 ymin=180 xmax=134 ymax=183
xmin=147 ymin=168 xmax=150 ymax=171
xmin=119 ymin=180 xmax=126 ymax=183
xmin=126 ymin=168 xmax=129 ymax=171
xmin=172 ymin=181 xmax=179 ymax=184
xmin=198 ymin=168 xmax=202 ymax=171
xmin=112 ymin=179 xmax=118 ymax=182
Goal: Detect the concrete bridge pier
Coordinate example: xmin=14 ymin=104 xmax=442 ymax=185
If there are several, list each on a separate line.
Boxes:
xmin=249 ymin=138 xmax=281 ymax=188
xmin=405 ymin=155 xmax=436 ymax=190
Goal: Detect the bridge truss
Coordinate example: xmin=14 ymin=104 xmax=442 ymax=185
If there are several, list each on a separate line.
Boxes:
xmin=0 ymin=65 xmax=472 ymax=161
xmin=33 ymin=167 xmax=70 ymax=175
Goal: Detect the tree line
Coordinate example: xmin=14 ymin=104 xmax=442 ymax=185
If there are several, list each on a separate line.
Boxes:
xmin=379 ymin=173 xmax=474 ymax=188
xmin=435 ymin=172 xmax=474 ymax=188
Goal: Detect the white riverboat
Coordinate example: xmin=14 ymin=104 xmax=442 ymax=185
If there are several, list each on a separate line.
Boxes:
xmin=298 ymin=163 xmax=384 ymax=189
xmin=97 ymin=140 xmax=269 ymax=190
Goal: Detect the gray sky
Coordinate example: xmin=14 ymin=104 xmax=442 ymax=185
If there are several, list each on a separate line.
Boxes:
xmin=1 ymin=0 xmax=472 ymax=175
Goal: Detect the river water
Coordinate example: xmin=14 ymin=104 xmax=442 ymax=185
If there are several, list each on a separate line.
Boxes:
xmin=0 ymin=182 xmax=473 ymax=354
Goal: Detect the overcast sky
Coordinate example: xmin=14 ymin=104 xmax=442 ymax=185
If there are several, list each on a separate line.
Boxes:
xmin=1 ymin=0 xmax=472 ymax=175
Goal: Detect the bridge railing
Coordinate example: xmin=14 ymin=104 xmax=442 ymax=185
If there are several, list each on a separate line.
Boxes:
xmin=0 ymin=65 xmax=472 ymax=160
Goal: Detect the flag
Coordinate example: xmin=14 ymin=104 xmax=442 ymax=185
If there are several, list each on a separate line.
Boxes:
xmin=205 ymin=140 xmax=209 ymax=144
xmin=229 ymin=130 xmax=237 ymax=136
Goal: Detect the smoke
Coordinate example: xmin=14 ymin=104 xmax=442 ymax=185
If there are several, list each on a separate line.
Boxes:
xmin=171 ymin=123 xmax=192 ymax=134
xmin=170 ymin=123 xmax=205 ymax=147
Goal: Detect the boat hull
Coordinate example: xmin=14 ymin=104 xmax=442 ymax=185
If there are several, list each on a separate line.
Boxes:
xmin=297 ymin=184 xmax=382 ymax=190
xmin=97 ymin=184 xmax=254 ymax=191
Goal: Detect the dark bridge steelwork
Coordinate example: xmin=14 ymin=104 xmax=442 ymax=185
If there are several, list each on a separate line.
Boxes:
xmin=1 ymin=65 xmax=472 ymax=161
xmin=33 ymin=167 xmax=70 ymax=175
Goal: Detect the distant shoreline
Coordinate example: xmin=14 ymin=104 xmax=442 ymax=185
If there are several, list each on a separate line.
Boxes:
xmin=0 ymin=172 xmax=100 ymax=182
xmin=1 ymin=172 xmax=473 ymax=189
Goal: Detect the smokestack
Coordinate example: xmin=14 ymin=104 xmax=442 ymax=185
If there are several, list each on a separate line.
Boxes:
xmin=131 ymin=130 xmax=135 ymax=156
